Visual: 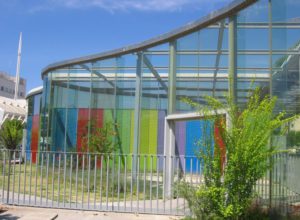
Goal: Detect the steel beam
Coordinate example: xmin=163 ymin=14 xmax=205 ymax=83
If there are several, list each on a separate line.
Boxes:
xmin=268 ymin=0 xmax=273 ymax=209
xmin=143 ymin=55 xmax=168 ymax=92
xmin=164 ymin=41 xmax=177 ymax=198
xmin=168 ymin=41 xmax=177 ymax=114
xmin=80 ymin=64 xmax=115 ymax=89
xmin=229 ymin=15 xmax=237 ymax=104
xmin=213 ymin=20 xmax=225 ymax=97
xmin=132 ymin=53 xmax=143 ymax=179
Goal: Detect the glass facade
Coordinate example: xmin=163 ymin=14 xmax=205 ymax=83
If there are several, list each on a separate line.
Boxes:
xmin=26 ymin=90 xmax=42 ymax=163
xmin=26 ymin=0 xmax=300 ymax=163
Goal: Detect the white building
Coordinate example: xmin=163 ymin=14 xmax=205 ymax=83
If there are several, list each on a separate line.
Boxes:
xmin=0 ymin=71 xmax=26 ymax=99
xmin=0 ymin=96 xmax=27 ymax=127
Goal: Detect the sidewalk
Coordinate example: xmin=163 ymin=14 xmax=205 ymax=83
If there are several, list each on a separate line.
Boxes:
xmin=0 ymin=205 xmax=182 ymax=220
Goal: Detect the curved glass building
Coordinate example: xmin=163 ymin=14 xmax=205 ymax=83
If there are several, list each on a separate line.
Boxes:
xmin=26 ymin=0 xmax=300 ymax=160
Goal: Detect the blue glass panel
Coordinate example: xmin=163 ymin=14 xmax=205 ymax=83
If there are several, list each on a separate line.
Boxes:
xmin=185 ymin=120 xmax=213 ymax=173
xmin=66 ymin=108 xmax=78 ymax=151
xmin=52 ymin=108 xmax=66 ymax=152
xmin=26 ymin=116 xmax=32 ymax=160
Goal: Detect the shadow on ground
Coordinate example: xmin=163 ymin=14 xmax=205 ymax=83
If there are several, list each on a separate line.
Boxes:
xmin=0 ymin=211 xmax=19 ymax=220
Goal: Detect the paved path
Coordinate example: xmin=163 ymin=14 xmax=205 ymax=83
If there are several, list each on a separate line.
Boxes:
xmin=0 ymin=190 xmax=188 ymax=215
xmin=0 ymin=205 xmax=182 ymax=220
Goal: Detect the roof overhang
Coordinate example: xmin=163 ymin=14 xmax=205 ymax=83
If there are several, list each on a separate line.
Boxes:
xmin=26 ymin=86 xmax=43 ymax=99
xmin=41 ymin=0 xmax=257 ymax=78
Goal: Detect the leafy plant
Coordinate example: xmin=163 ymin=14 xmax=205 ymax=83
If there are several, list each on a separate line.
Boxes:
xmin=0 ymin=119 xmax=24 ymax=159
xmin=81 ymin=120 xmax=118 ymax=155
xmin=178 ymin=89 xmax=298 ymax=219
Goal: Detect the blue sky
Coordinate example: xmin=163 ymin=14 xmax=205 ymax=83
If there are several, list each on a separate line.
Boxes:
xmin=0 ymin=0 xmax=232 ymax=92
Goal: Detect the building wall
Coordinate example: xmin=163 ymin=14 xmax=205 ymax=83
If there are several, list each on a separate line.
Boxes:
xmin=26 ymin=0 xmax=300 ymax=168
xmin=0 ymin=71 xmax=26 ymax=99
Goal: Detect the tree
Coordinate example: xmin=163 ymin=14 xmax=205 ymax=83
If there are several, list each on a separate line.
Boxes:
xmin=80 ymin=120 xmax=118 ymax=171
xmin=179 ymin=89 xmax=298 ymax=219
xmin=81 ymin=121 xmax=117 ymax=155
xmin=0 ymin=119 xmax=24 ymax=158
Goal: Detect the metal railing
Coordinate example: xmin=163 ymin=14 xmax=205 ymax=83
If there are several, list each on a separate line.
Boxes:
xmin=0 ymin=150 xmax=204 ymax=215
xmin=253 ymin=152 xmax=300 ymax=214
xmin=0 ymin=150 xmax=299 ymax=215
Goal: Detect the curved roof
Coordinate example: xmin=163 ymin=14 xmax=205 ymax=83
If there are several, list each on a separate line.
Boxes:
xmin=41 ymin=0 xmax=257 ymax=78
xmin=26 ymin=86 xmax=43 ymax=99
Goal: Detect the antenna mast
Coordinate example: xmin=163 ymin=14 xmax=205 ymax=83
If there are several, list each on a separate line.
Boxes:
xmin=14 ymin=32 xmax=22 ymax=100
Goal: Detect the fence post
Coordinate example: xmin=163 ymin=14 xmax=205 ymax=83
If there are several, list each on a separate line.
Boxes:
xmin=269 ymin=155 xmax=273 ymax=209
xmin=6 ymin=150 xmax=11 ymax=204
xmin=163 ymin=119 xmax=175 ymax=199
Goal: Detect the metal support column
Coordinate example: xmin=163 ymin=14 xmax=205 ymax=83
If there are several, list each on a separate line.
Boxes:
xmin=268 ymin=0 xmax=273 ymax=208
xmin=168 ymin=41 xmax=176 ymax=115
xmin=133 ymin=53 xmax=143 ymax=179
xmin=228 ymin=15 xmax=237 ymax=104
xmin=164 ymin=41 xmax=176 ymax=198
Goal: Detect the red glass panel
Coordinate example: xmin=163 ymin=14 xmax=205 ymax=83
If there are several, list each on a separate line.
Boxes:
xmin=31 ymin=115 xmax=40 ymax=163
xmin=76 ymin=109 xmax=89 ymax=152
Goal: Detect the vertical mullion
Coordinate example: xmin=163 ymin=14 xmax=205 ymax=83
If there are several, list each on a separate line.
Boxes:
xmin=132 ymin=53 xmax=143 ymax=180
xmin=228 ymin=15 xmax=237 ymax=104
xmin=64 ymin=68 xmax=70 ymax=153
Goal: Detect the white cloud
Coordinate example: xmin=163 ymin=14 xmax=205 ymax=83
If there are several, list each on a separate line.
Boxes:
xmin=29 ymin=0 xmax=231 ymax=13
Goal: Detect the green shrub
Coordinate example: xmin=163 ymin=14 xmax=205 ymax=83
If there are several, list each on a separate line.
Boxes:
xmin=179 ymin=89 xmax=298 ymax=219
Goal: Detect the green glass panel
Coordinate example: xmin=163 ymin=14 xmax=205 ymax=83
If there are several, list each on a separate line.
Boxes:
xmin=148 ymin=110 xmax=158 ymax=170
xmin=140 ymin=110 xmax=150 ymax=155
xmin=116 ymin=110 xmax=132 ymax=154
